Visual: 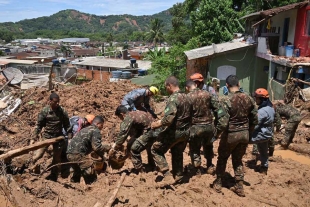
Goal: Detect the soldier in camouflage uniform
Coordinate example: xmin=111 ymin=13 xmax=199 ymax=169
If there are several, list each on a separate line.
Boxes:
xmin=32 ymin=93 xmax=72 ymax=181
xmin=151 ymin=76 xmax=191 ymax=187
xmin=213 ymin=75 xmax=258 ymax=197
xmin=113 ymin=105 xmax=156 ymax=173
xmin=273 ymin=101 xmax=301 ymax=149
xmin=185 ymin=80 xmax=228 ymax=175
xmin=67 ymin=116 xmax=111 ymax=184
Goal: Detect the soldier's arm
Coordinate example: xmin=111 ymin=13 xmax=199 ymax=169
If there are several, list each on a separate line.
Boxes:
xmin=161 ymin=98 xmax=177 ymax=127
xmin=115 ymin=116 xmax=133 ymax=146
xmin=211 ymin=96 xmax=228 ymax=134
xmin=274 ymin=111 xmax=282 ymax=130
xmin=249 ymin=96 xmax=258 ymax=130
xmin=34 ymin=109 xmax=46 ymax=137
xmin=62 ymin=108 xmax=71 ymax=133
xmin=91 ymin=130 xmax=111 ymax=157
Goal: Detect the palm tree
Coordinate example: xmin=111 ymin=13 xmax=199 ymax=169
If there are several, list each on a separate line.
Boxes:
xmin=146 ymin=18 xmax=164 ymax=46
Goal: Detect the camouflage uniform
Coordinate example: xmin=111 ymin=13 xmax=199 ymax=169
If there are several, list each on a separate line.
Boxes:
xmin=121 ymin=88 xmax=156 ymax=118
xmin=67 ymin=125 xmax=111 ymax=184
xmin=215 ymin=91 xmax=257 ymax=189
xmin=151 ymin=91 xmax=191 ymax=178
xmin=274 ymin=103 xmax=301 ymax=148
xmin=33 ymin=105 xmax=71 ymax=179
xmin=187 ymin=88 xmax=227 ymax=168
xmin=115 ymin=111 xmax=155 ymax=169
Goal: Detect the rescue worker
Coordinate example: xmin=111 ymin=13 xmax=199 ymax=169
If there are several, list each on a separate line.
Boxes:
xmin=66 ymin=116 xmax=111 ymax=184
xmin=69 ymin=114 xmax=95 ymax=136
xmin=32 ymin=93 xmax=72 ymax=181
xmin=251 ymin=88 xmax=275 ymax=175
xmin=190 ymin=73 xmax=217 ymax=96
xmin=113 ymin=105 xmax=156 ymax=173
xmin=151 ymin=76 xmax=191 ymax=187
xmin=212 ymin=75 xmax=258 ymax=197
xmin=273 ymin=100 xmax=301 ymax=149
xmin=185 ymin=80 xmax=227 ymax=175
xmin=121 ymin=86 xmax=159 ymax=118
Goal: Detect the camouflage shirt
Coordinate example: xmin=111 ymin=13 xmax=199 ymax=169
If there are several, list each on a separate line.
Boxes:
xmin=67 ymin=125 xmax=110 ymax=156
xmin=187 ymin=88 xmax=228 ymax=132
xmin=274 ymin=103 xmax=301 ymax=123
xmin=35 ymin=105 xmax=70 ymax=138
xmin=161 ymin=91 xmax=191 ymax=130
xmin=115 ymin=111 xmax=154 ymax=145
xmin=220 ymin=90 xmax=258 ymax=132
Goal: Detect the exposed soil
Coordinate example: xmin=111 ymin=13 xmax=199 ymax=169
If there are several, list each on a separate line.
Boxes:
xmin=1 ymin=81 xmax=310 ymax=206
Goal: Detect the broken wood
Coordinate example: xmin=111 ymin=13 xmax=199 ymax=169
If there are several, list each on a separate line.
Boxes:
xmin=0 ymin=76 xmax=14 ymax=92
xmin=0 ymin=176 xmax=20 ymax=207
xmin=0 ymin=136 xmax=64 ymax=163
xmin=104 ymin=172 xmax=126 ymax=207
xmin=292 ymin=78 xmax=310 ymax=87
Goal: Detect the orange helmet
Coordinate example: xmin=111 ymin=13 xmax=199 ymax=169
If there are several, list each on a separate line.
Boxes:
xmin=254 ymin=88 xmax=269 ymax=98
xmin=190 ymin=73 xmax=204 ymax=82
xmin=85 ymin=114 xmax=95 ymax=124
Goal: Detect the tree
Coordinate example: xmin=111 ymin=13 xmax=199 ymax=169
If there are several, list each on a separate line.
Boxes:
xmin=190 ymin=0 xmax=243 ymax=46
xmin=144 ymin=47 xmax=166 ymax=61
xmin=106 ymin=33 xmax=114 ymax=46
xmin=145 ymin=18 xmax=164 ymax=46
xmin=60 ymin=45 xmax=72 ymax=58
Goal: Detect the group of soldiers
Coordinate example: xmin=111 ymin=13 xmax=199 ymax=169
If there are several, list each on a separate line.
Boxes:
xmin=32 ymin=72 xmax=302 ymax=197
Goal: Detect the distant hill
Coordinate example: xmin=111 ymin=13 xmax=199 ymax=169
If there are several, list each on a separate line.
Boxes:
xmin=0 ymin=9 xmax=172 ymax=35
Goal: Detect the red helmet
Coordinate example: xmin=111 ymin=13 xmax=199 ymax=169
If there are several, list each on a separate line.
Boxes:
xmin=254 ymin=88 xmax=269 ymax=98
xmin=190 ymin=73 xmax=204 ymax=82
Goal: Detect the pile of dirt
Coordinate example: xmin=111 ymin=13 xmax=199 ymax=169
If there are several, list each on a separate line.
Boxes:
xmin=0 ymin=80 xmax=140 ymax=149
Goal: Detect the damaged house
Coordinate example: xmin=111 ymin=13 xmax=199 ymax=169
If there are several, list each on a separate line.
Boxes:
xmin=185 ymin=1 xmax=310 ymax=99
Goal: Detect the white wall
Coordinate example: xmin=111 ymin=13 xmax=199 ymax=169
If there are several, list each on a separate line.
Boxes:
xmin=269 ymin=9 xmax=298 ymax=46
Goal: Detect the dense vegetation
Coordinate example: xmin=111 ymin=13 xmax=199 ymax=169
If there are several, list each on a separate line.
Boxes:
xmin=0 ymin=9 xmax=172 ymax=42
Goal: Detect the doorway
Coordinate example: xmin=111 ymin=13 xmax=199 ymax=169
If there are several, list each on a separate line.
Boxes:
xmin=282 ymin=18 xmax=290 ymax=46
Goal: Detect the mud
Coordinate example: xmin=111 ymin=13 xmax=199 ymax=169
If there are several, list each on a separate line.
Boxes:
xmin=1 ymin=81 xmax=310 ymax=206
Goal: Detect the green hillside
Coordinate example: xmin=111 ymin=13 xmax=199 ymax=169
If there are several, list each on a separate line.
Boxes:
xmin=0 ymin=9 xmax=172 ymax=42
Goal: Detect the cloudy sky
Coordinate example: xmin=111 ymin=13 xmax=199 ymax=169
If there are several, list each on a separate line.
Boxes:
xmin=0 ymin=0 xmax=182 ymax=22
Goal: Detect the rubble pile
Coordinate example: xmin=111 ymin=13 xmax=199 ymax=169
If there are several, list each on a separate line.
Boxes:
xmin=0 ymin=80 xmax=139 ymax=149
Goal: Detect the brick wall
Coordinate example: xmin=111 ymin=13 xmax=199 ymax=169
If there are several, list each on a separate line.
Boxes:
xmin=77 ymin=68 xmax=110 ymax=81
xmin=186 ymin=57 xmax=209 ymax=79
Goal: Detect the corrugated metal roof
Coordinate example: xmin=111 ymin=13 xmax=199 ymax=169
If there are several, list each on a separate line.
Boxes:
xmin=241 ymin=1 xmax=308 ymax=20
xmin=4 ymin=59 xmax=38 ymax=64
xmin=184 ymin=41 xmax=254 ymax=60
xmin=73 ymin=57 xmax=152 ymax=69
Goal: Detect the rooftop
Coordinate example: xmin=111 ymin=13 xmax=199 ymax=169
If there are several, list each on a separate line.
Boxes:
xmin=185 ymin=40 xmax=254 ymax=60
xmin=1 ymin=59 xmax=38 ymax=65
xmin=73 ymin=57 xmax=152 ymax=69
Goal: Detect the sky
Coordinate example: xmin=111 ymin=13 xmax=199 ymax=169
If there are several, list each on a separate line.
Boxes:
xmin=0 ymin=0 xmax=182 ymax=23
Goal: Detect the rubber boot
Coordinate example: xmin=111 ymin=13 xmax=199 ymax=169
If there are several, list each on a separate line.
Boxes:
xmin=259 ymin=166 xmax=268 ymax=175
xmin=212 ymin=177 xmax=222 ymax=193
xmin=231 ymin=180 xmax=245 ymax=197
xmin=155 ymin=171 xmax=175 ymax=188
xmin=269 ymin=148 xmax=274 ymax=157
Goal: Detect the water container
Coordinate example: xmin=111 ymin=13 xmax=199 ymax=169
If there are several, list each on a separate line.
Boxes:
xmin=121 ymin=71 xmax=132 ymax=79
xmin=278 ymin=46 xmax=285 ymax=56
xmin=52 ymin=59 xmax=59 ymax=65
xmin=111 ymin=71 xmax=122 ymax=78
xmin=60 ymin=58 xmax=66 ymax=63
xmin=297 ymin=66 xmax=304 ymax=74
xmin=138 ymin=69 xmax=146 ymax=76
xmin=130 ymin=58 xmax=136 ymax=64
xmin=285 ymin=45 xmax=294 ymax=57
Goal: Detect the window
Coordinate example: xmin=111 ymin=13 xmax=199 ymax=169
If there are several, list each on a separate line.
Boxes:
xmin=306 ymin=10 xmax=310 ymax=35
xmin=217 ymin=65 xmax=236 ymax=80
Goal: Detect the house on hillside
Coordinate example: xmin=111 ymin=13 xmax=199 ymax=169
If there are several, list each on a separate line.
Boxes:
xmin=185 ymin=1 xmax=310 ymax=99
xmin=241 ymin=1 xmax=310 ymax=100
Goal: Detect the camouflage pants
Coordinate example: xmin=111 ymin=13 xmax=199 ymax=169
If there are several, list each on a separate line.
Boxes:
xmin=189 ymin=125 xmax=214 ymax=168
xmin=281 ymin=121 xmax=301 ymax=147
xmin=33 ymin=134 xmax=66 ymax=177
xmin=216 ymin=131 xmax=248 ymax=181
xmin=151 ymin=129 xmax=189 ymax=177
xmin=67 ymin=153 xmax=96 ymax=184
xmin=130 ymin=130 xmax=156 ymax=169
